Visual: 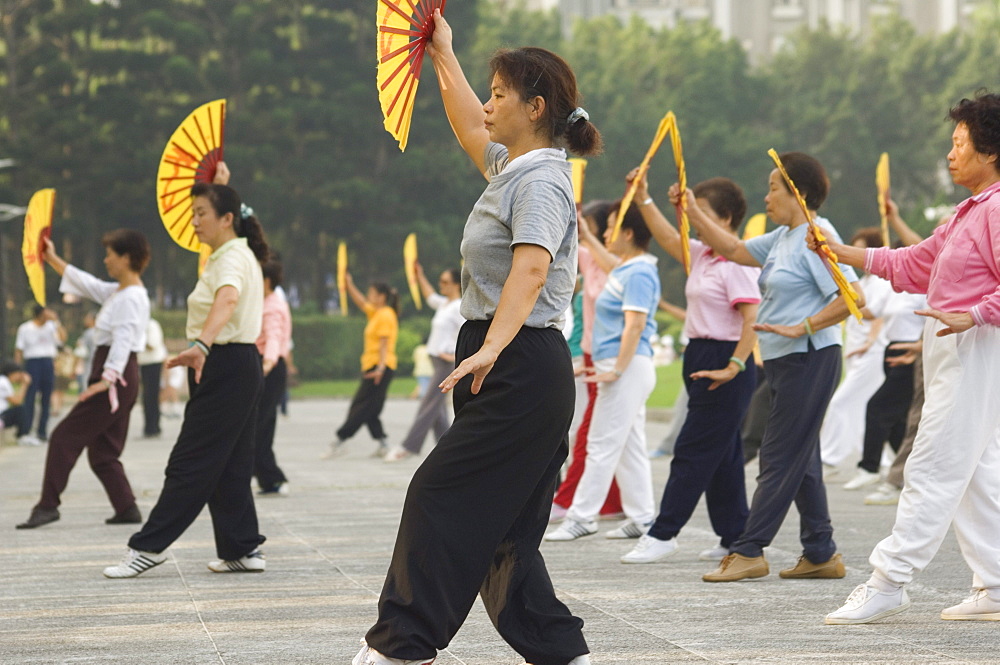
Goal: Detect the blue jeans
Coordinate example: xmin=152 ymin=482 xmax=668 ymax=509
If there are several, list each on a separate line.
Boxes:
xmin=24 ymin=357 xmax=55 ymax=439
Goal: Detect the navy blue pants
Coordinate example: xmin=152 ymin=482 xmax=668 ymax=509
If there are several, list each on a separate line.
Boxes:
xmin=731 ymin=343 xmax=841 ymax=564
xmin=648 ymin=339 xmax=754 ymax=546
xmin=24 ymin=357 xmax=54 ymax=438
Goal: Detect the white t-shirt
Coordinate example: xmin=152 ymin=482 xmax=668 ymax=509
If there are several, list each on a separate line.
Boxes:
xmin=844 ymin=274 xmax=893 ymax=353
xmin=870 ymin=289 xmax=927 ymax=342
xmin=0 ymin=375 xmax=14 ymax=411
xmin=60 ymin=265 xmax=150 ymax=375
xmin=138 ymin=319 xmax=168 ymax=365
xmin=15 ymin=320 xmax=60 ymax=359
xmin=425 ymin=294 xmax=465 ymax=359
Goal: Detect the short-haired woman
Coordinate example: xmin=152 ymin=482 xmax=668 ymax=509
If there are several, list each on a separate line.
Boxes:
xmin=618 ymin=173 xmax=761 ymax=564
xmin=823 ymin=92 xmax=1000 ymax=624
xmin=16 ymin=230 xmax=151 ymax=529
xmin=353 ymin=9 xmax=599 ymax=665
xmin=544 ymin=199 xmax=660 ymax=542
xmin=103 ymin=176 xmax=270 ymax=578
xmin=384 ymin=263 xmax=463 ymax=462
xmin=673 ymin=152 xmax=864 ymax=583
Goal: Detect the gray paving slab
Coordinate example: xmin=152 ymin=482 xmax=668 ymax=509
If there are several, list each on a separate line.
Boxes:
xmin=1 ymin=397 xmax=996 ymax=665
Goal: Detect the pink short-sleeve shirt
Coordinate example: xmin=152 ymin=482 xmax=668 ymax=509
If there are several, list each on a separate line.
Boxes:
xmin=683 ymin=239 xmax=762 ymax=341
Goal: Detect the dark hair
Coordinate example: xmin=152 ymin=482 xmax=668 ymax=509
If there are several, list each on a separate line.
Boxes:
xmin=948 ymin=92 xmax=1000 ymax=171
xmin=777 ymin=152 xmax=829 ymax=211
xmin=371 ymin=282 xmax=400 ymax=315
xmin=692 ymin=178 xmax=747 ymax=231
xmin=261 ymin=259 xmax=284 ymax=288
xmin=101 ymin=229 xmax=150 ymax=273
xmin=32 ymin=305 xmax=45 ymax=318
xmin=609 ymin=199 xmax=652 ymax=250
xmin=190 ymin=182 xmax=269 ymax=262
xmin=1 ymin=361 xmax=23 ymax=376
xmin=849 ymin=226 xmax=884 ymax=249
xmin=488 ymin=47 xmax=603 ymax=156
xmin=582 ymin=199 xmax=615 ymax=237
xmin=443 ymin=268 xmax=462 ymax=290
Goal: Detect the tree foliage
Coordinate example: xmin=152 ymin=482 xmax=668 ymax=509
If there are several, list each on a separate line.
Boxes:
xmin=1 ymin=0 xmax=997 ymax=352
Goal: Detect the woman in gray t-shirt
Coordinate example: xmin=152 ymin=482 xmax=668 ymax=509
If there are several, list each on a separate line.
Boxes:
xmin=355 ymin=10 xmax=602 ymax=665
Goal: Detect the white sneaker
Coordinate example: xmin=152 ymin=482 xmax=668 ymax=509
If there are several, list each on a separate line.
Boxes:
xmin=208 ymin=549 xmax=266 ymax=573
xmin=384 ymin=446 xmax=413 ymax=463
xmin=520 ymin=657 xmax=591 ymax=665
xmin=604 ymin=519 xmax=651 ymax=539
xmin=941 ymin=589 xmax=1000 ymax=620
xmin=321 ymin=440 xmax=346 ymax=459
xmin=842 ymin=469 xmax=881 ymax=490
xmin=548 ymin=503 xmax=568 ymax=524
xmin=17 ymin=434 xmax=43 ymax=446
xmin=699 ymin=544 xmax=729 ymax=561
xmin=864 ymin=482 xmax=901 ymax=505
xmin=352 ymin=639 xmax=434 ymax=664
xmin=825 ymin=584 xmax=910 ymax=624
xmin=621 ymin=535 xmax=679 ymax=564
xmin=544 ymin=519 xmax=598 ymax=542
xmin=103 ymin=548 xmax=168 ymax=578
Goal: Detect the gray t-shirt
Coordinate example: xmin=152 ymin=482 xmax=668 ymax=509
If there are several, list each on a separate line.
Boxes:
xmin=459 ymin=143 xmax=578 ymax=329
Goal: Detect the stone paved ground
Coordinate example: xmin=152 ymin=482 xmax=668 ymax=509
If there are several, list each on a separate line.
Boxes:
xmin=1 ymin=398 xmax=994 ymax=665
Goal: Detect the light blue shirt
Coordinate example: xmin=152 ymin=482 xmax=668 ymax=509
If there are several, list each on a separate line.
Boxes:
xmin=745 ymin=217 xmax=858 ymax=360
xmin=592 ymin=255 xmax=660 ymax=362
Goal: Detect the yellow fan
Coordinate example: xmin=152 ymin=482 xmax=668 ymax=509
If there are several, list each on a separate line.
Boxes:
xmin=743 ymin=213 xmax=767 ymax=240
xmin=612 ymin=112 xmax=672 ymax=243
xmin=377 ymin=0 xmax=445 ymax=151
xmin=568 ymin=158 xmax=587 ymax=204
xmin=404 ymin=232 xmax=422 ymax=310
xmin=337 ymin=242 xmax=348 ymax=316
xmin=876 ymin=152 xmax=891 ymax=247
xmin=22 ymin=188 xmax=56 ymax=306
xmin=156 ymin=99 xmax=226 ymax=254
xmin=668 ymin=114 xmax=691 ymax=275
xmin=767 ymin=149 xmax=862 ymax=320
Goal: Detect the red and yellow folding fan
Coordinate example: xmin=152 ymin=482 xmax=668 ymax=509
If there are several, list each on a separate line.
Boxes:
xmin=22 ymin=188 xmax=56 ymax=306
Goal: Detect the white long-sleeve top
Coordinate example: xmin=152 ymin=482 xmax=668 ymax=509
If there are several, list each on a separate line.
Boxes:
xmin=60 ymin=265 xmax=149 ymax=376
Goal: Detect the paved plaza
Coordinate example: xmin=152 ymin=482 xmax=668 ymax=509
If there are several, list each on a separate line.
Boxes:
xmin=1 ymin=397 xmax=994 ymax=664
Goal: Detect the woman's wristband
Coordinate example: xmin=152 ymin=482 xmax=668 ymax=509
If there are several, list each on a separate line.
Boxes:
xmin=728 ymin=357 xmax=746 ymax=372
xmin=803 ymin=317 xmax=815 ymax=336
xmin=639 ymin=197 xmax=653 ymax=207
xmin=192 ymin=339 xmax=211 ymax=356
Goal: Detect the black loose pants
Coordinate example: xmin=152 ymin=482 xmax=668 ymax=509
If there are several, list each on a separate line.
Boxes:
xmin=129 ymin=344 xmax=265 ymax=560
xmin=366 ymin=320 xmax=589 ymax=665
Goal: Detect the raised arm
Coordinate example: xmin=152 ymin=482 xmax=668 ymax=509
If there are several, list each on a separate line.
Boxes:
xmin=578 ymin=210 xmax=619 ymax=274
xmin=886 ymin=199 xmax=923 ymax=247
xmin=344 ymin=273 xmax=370 ymax=312
xmin=415 ymin=262 xmax=437 ymax=300
xmin=629 ymin=167 xmax=683 ymax=263
xmin=668 ymin=185 xmax=759 ymax=267
xmin=426 ymin=9 xmax=490 ymax=178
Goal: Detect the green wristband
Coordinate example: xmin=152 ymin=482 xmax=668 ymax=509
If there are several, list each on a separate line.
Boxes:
xmin=803 ymin=317 xmax=815 ymax=336
xmin=729 ymin=356 xmax=746 ymax=372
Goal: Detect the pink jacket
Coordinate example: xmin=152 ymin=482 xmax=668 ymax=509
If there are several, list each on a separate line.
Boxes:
xmin=865 ymin=180 xmax=1000 ymax=327
xmin=255 ymin=291 xmax=292 ymax=365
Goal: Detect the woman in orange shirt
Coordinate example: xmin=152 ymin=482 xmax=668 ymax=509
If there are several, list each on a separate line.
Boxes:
xmin=324 ymin=273 xmax=400 ymax=458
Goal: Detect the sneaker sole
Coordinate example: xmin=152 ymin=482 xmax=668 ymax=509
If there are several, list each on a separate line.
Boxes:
xmin=940 ymin=611 xmax=1000 ymax=621
xmin=825 ymin=601 xmax=911 ymax=624
xmin=103 ymin=556 xmax=166 ymax=579
xmin=703 ymin=567 xmax=769 ymax=583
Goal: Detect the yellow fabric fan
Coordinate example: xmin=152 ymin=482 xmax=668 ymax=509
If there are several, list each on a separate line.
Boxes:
xmin=767 ymin=149 xmax=863 ymax=321
xmin=876 ymin=152 xmax=891 ymax=247
xmin=403 ymin=233 xmax=422 ymax=310
xmin=612 ymin=112 xmax=672 ymax=243
xmin=743 ymin=213 xmax=767 ymax=240
xmin=338 ymin=242 xmax=348 ymax=316
xmin=22 ymin=188 xmax=56 ymax=306
xmin=668 ymin=114 xmax=691 ymax=274
xmin=156 ymin=99 xmax=226 ymax=255
xmin=377 ymin=0 xmax=446 ymax=151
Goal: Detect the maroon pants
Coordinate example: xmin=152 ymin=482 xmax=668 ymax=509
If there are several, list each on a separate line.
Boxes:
xmin=36 ymin=347 xmax=140 ymax=515
xmin=552 ymin=353 xmax=623 ymax=514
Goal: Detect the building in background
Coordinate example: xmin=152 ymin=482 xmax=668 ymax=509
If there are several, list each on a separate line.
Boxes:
xmin=520 ymin=0 xmax=988 ymax=62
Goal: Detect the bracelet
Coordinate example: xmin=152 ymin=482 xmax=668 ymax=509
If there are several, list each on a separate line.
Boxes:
xmin=729 ymin=357 xmax=746 ymax=372
xmin=803 ymin=317 xmax=815 ymax=336
xmin=192 ymin=339 xmax=211 ymax=356
xmin=613 ymin=369 xmax=623 ymax=378
xmin=639 ymin=197 xmax=653 ymax=207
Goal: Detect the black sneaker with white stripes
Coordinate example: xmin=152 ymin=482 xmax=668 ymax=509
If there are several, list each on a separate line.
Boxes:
xmin=103 ymin=548 xmax=168 ymax=578
xmin=207 ymin=549 xmax=266 ymax=573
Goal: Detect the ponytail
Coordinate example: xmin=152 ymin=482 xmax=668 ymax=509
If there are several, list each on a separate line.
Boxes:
xmin=371 ymin=282 xmax=401 ymax=316
xmin=239 ymin=213 xmax=270 ymax=263
xmin=565 ymin=115 xmax=603 ymax=157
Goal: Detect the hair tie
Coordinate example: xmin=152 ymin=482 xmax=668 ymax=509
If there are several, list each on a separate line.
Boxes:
xmin=566 ymin=107 xmax=589 ymax=125
xmin=240 ymin=203 xmax=254 ymax=221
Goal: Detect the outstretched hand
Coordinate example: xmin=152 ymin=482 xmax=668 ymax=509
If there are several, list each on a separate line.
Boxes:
xmin=916 ymin=309 xmax=974 ymax=337
xmin=753 ymin=322 xmax=806 ymax=339
xmin=439 ymin=347 xmax=498 ymax=395
xmin=690 ymin=365 xmax=739 ymax=391
xmin=168 ymin=347 xmax=206 ymax=383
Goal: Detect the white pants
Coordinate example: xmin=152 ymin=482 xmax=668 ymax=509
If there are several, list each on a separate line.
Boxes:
xmin=870 ymin=320 xmax=1000 ymax=589
xmin=819 ymin=343 xmax=886 ymax=466
xmin=566 ymin=355 xmax=656 ymax=525
xmin=565 ymin=357 xmax=591 ymax=467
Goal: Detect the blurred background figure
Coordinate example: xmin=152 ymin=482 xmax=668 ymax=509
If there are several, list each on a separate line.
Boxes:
xmin=138 ymin=318 xmax=168 ymax=438
xmin=14 ymin=305 xmax=67 ymax=445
